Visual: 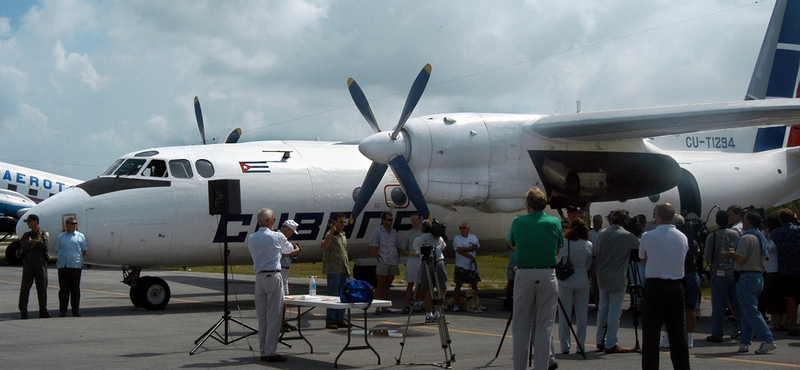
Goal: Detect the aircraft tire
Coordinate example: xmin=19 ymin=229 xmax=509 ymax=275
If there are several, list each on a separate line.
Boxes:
xmin=130 ymin=276 xmax=171 ymax=310
xmin=5 ymin=241 xmax=22 ymax=266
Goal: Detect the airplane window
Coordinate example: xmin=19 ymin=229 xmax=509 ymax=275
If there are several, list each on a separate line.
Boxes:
xmin=141 ymin=160 xmax=168 ymax=178
xmin=28 ymin=189 xmax=38 ymax=197
xmin=169 ymin=159 xmax=193 ymax=179
xmin=195 ymin=159 xmax=215 ymax=178
xmin=7 ymin=184 xmax=17 ymax=191
xmin=113 ymin=159 xmax=146 ymax=176
xmin=102 ymin=159 xmax=125 ymax=176
xmin=134 ymin=150 xmax=159 ymax=157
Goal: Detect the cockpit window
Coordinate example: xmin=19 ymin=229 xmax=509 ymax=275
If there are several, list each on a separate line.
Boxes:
xmin=195 ymin=159 xmax=215 ymax=178
xmin=101 ymin=159 xmax=125 ymax=176
xmin=141 ymin=160 xmax=168 ymax=178
xmin=113 ymin=159 xmax=146 ymax=176
xmin=169 ymin=159 xmax=193 ymax=179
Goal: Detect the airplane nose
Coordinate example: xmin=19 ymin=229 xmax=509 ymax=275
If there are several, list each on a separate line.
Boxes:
xmin=358 ymin=131 xmax=408 ymax=165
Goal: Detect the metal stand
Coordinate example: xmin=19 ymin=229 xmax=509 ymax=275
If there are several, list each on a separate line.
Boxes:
xmin=494 ymin=297 xmax=586 ymax=359
xmin=626 ymin=250 xmax=644 ymax=351
xmin=396 ymin=246 xmax=455 ymax=368
xmin=190 ymin=213 xmax=258 ymax=355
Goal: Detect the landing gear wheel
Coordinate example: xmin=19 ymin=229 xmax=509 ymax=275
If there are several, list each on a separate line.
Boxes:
xmin=129 ymin=276 xmax=171 ymax=310
xmin=5 ymin=241 xmax=22 ymax=266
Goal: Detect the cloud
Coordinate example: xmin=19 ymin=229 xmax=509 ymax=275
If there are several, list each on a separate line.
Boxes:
xmin=53 ymin=41 xmax=108 ymax=90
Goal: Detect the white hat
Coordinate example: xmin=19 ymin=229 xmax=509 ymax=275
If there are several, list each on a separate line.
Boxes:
xmin=283 ymin=220 xmax=298 ymax=233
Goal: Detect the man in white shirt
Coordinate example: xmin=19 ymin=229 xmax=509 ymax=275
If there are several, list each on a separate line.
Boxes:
xmin=452 ymin=222 xmax=481 ymax=312
xmin=248 ymin=208 xmax=294 ymax=363
xmin=639 ymin=203 xmax=690 ymax=370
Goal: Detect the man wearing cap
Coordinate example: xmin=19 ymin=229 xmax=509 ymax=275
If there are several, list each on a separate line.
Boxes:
xmin=248 ymin=208 xmax=294 ymax=363
xmin=55 ymin=216 xmax=88 ymax=317
xmin=18 ymin=214 xmax=50 ymax=319
xmin=279 ymin=220 xmax=301 ymax=332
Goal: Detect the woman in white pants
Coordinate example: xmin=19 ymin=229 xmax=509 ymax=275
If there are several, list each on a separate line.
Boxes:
xmin=557 ymin=218 xmax=594 ymax=354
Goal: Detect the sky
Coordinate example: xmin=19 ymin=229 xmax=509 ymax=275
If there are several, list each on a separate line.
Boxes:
xmin=0 ymin=0 xmax=777 ymax=180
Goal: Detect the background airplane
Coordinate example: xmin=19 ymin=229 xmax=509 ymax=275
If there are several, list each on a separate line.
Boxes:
xmin=16 ymin=0 xmax=800 ymax=311
xmin=1 ymin=161 xmax=81 ymax=264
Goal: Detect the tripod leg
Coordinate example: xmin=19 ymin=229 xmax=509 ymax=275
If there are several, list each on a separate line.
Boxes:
xmin=557 ymin=297 xmax=586 ymax=359
xmin=494 ymin=311 xmax=513 ymax=358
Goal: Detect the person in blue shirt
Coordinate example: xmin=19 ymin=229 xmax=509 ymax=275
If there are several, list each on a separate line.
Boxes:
xmin=55 ymin=216 xmax=88 ymax=317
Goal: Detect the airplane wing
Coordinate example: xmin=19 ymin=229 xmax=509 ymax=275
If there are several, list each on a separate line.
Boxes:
xmin=528 ymin=99 xmax=800 ymax=141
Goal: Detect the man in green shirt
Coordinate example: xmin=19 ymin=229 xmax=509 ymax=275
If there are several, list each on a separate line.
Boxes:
xmin=322 ymin=213 xmax=350 ymax=329
xmin=509 ymin=188 xmax=562 ymax=370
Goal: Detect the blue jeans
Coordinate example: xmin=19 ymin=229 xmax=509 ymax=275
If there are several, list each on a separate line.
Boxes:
xmin=710 ymin=276 xmax=740 ymax=338
xmin=736 ymin=272 xmax=774 ymax=344
xmin=326 ymin=273 xmax=348 ymax=324
xmin=595 ymin=288 xmax=625 ymax=348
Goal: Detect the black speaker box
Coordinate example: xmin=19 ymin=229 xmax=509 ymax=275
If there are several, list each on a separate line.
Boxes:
xmin=208 ymin=179 xmax=241 ymax=215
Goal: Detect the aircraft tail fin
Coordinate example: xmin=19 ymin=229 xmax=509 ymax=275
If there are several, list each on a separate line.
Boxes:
xmin=746 ymin=0 xmax=800 ymax=100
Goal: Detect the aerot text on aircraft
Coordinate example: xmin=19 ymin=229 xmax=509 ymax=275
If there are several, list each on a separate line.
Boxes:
xmin=1 ymin=161 xmax=81 ymax=264
xmin=16 ymin=0 xmax=800 ymax=310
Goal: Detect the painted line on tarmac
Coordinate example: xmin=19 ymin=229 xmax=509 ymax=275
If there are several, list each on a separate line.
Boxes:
xmin=693 ymin=354 xmax=800 ymax=368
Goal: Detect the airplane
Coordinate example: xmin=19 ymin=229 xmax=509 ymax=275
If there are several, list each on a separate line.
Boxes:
xmin=1 ymin=161 xmax=82 ymax=264
xmin=16 ymin=0 xmax=800 ymax=311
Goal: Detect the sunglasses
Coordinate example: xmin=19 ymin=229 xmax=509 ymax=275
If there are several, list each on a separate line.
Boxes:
xmin=68 ymin=222 xmax=78 ymax=225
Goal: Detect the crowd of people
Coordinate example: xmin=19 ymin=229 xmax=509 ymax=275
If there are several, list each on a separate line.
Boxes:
xmin=17 ymin=191 xmax=799 ymax=367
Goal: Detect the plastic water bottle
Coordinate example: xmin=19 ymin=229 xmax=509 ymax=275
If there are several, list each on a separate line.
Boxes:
xmin=309 ymin=276 xmax=317 ymax=296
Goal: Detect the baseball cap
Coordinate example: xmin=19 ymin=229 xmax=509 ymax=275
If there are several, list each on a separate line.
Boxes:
xmin=283 ymin=220 xmax=298 ymax=233
xmin=24 ymin=214 xmax=39 ymax=222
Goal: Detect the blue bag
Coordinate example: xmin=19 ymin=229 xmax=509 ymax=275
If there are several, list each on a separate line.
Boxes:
xmin=340 ymin=279 xmax=374 ymax=309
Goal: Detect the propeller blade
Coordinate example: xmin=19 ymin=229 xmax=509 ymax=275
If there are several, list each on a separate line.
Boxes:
xmin=391 ymin=63 xmax=431 ymax=140
xmin=350 ymin=162 xmax=389 ymax=224
xmin=347 ymin=78 xmax=381 ymax=133
xmin=389 ymin=155 xmax=430 ymax=219
xmin=193 ymin=96 xmax=207 ymax=145
xmin=224 ymin=128 xmax=242 ymax=143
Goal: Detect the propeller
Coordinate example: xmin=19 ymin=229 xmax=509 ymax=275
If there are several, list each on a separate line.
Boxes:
xmin=194 ymin=97 xmax=243 ymax=144
xmin=193 ymin=96 xmax=207 ymax=145
xmin=225 ymin=128 xmax=242 ymax=143
xmin=348 ymin=64 xmax=432 ymax=223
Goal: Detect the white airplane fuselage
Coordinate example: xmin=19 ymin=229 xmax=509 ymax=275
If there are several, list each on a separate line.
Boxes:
xmin=20 ymin=115 xmax=800 ymax=269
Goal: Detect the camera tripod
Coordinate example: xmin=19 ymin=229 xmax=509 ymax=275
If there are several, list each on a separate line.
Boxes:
xmin=624 ymin=250 xmax=644 ymax=351
xmin=494 ymin=295 xmax=587 ymax=361
xmin=396 ymin=245 xmax=455 ymax=368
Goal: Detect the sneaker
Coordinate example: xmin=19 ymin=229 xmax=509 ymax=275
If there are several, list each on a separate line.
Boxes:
xmin=706 ymin=335 xmax=723 ymax=343
xmin=754 ymin=342 xmax=777 ymax=354
xmin=425 ymin=313 xmax=435 ymax=323
xmin=738 ymin=344 xmax=749 ymax=353
xmin=660 ymin=333 xmax=669 ymax=349
xmin=412 ymin=301 xmax=424 ymax=312
xmin=260 ymin=355 xmax=287 ymax=363
xmin=452 ymin=305 xmax=460 ymax=312
xmin=325 ymin=323 xmax=338 ymax=329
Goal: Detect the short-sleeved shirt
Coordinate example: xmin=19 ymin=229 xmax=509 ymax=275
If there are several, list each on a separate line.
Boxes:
xmin=703 ymin=228 xmax=739 ymax=280
xmin=771 ymin=222 xmax=800 ymax=276
xmin=55 ymin=231 xmax=88 ymax=269
xmin=509 ymin=211 xmax=562 ymax=268
xmin=413 ymin=233 xmax=446 ymax=261
xmin=453 ymin=233 xmax=480 ymax=270
xmin=639 ymin=224 xmax=687 ymax=280
xmin=322 ymin=231 xmax=349 ymax=275
xmin=734 ymin=233 xmax=766 ymax=272
xmin=369 ymin=226 xmax=400 ymax=265
xmin=595 ymin=225 xmax=639 ymax=292
xmin=248 ymin=227 xmax=294 ymax=273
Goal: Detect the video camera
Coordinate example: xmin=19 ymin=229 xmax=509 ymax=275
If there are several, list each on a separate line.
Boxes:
xmin=421 ymin=244 xmax=434 ymax=261
xmin=430 ymin=219 xmax=447 ymax=240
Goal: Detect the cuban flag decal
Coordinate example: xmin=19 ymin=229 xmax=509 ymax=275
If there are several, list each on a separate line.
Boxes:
xmin=239 ymin=161 xmax=271 ymax=173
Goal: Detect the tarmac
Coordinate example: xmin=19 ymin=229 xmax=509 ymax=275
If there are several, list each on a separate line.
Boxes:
xmin=1 ymin=264 xmax=798 ymax=370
